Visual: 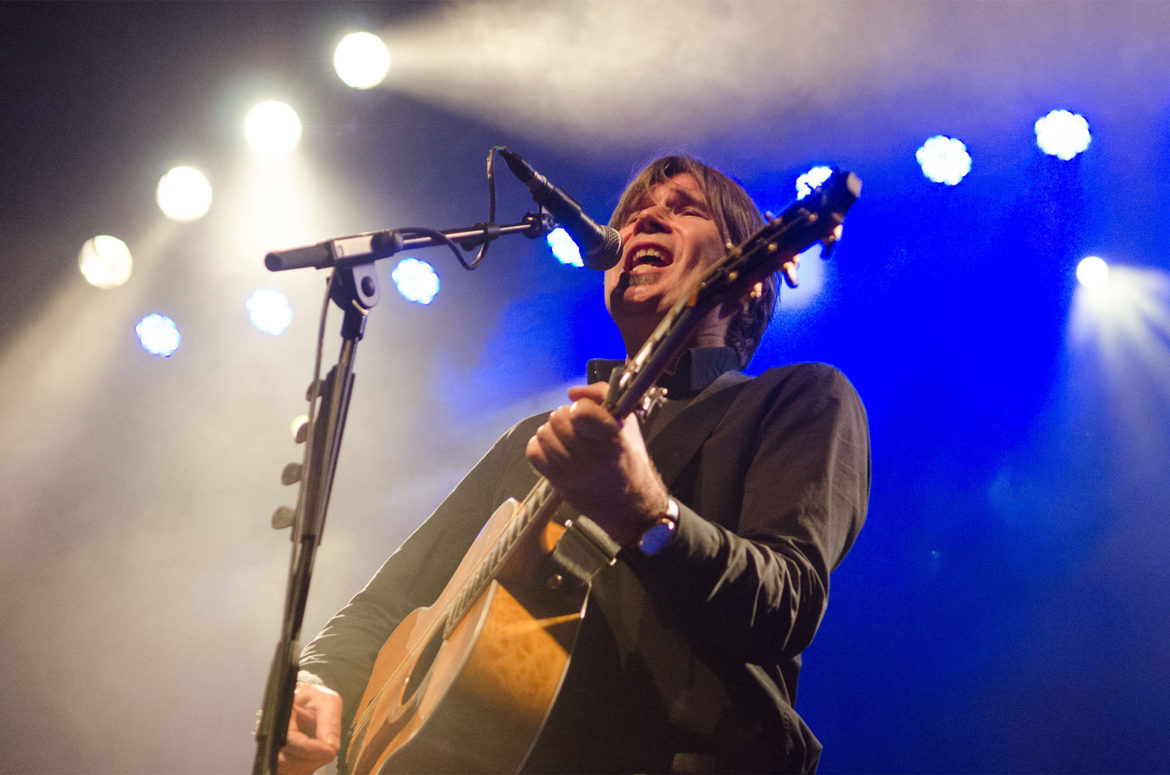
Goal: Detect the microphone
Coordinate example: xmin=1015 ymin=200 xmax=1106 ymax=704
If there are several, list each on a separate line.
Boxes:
xmin=498 ymin=148 xmax=622 ymax=270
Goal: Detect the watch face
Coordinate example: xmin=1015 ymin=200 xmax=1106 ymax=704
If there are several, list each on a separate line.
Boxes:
xmin=639 ymin=519 xmax=676 ymax=557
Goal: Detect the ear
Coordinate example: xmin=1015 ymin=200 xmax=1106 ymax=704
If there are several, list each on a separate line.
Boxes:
xmin=732 ymin=282 xmax=765 ymax=316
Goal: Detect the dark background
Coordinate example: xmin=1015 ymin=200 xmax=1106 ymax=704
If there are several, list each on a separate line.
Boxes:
xmin=1 ymin=2 xmax=1167 ymax=772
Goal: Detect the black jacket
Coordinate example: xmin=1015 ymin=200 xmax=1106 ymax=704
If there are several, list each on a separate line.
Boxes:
xmin=300 ymin=350 xmax=870 ymax=773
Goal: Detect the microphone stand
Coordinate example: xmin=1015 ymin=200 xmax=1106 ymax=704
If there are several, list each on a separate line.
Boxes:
xmin=252 ymin=213 xmax=552 ymax=775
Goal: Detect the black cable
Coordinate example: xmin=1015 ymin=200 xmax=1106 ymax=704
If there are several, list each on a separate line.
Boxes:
xmin=386 ymin=147 xmax=506 ymax=272
xmin=395 ymin=227 xmax=477 ymax=271
xmin=468 ymin=145 xmax=504 ymax=270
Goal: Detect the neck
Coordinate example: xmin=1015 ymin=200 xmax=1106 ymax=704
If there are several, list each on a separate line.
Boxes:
xmin=618 ymin=306 xmax=733 ymax=365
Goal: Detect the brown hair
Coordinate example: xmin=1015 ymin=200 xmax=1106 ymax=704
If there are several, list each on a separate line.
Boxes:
xmin=609 ymin=155 xmax=776 ymax=368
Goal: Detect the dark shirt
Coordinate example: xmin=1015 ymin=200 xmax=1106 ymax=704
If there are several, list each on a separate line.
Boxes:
xmin=300 ymin=347 xmax=870 ymax=773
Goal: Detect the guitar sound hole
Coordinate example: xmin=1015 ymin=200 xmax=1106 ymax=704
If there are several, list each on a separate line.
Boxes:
xmin=401 ymin=629 xmax=443 ymax=705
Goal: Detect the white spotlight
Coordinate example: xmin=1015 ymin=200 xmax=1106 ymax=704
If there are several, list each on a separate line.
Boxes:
xmin=79 ymin=235 xmax=133 ymax=289
xmin=1077 ymin=255 xmax=1110 ymax=289
xmin=156 ymin=166 xmax=213 ymax=222
xmin=246 ymin=288 xmax=294 ymax=335
xmin=546 ymin=227 xmax=584 ymax=268
xmin=1035 ymin=110 xmax=1091 ymax=161
xmin=916 ymin=136 xmax=972 ymax=185
xmin=334 ymin=32 xmax=391 ymax=89
xmin=244 ymin=100 xmax=303 ymax=155
xmin=135 ymin=313 xmax=181 ymax=357
xmin=391 ymin=258 xmax=439 ymax=304
xmin=795 ymin=166 xmax=833 ymax=200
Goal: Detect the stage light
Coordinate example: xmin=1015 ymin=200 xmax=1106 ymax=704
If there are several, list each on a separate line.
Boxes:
xmin=1067 ymin=266 xmax=1170 ymax=489
xmin=795 ymin=166 xmax=833 ymax=199
xmin=244 ymin=100 xmax=302 ymax=155
xmin=246 ymin=289 xmax=293 ymax=335
xmin=156 ymin=166 xmax=213 ymax=222
xmin=916 ymin=136 xmax=971 ymax=185
xmin=135 ymin=313 xmax=181 ymax=357
xmin=1077 ymin=255 xmax=1110 ymax=289
xmin=546 ymin=227 xmax=584 ymax=267
xmin=391 ymin=258 xmax=439 ymax=304
xmin=78 ymin=235 xmax=133 ymax=289
xmin=334 ymin=32 xmax=391 ymax=89
xmin=1035 ymin=109 xmax=1091 ymax=160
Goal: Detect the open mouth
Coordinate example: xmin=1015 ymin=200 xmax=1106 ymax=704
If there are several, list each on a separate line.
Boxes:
xmin=626 ymin=245 xmax=672 ymax=272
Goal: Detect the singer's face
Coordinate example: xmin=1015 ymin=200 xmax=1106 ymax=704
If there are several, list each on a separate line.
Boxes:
xmin=605 ymin=173 xmax=729 ymax=346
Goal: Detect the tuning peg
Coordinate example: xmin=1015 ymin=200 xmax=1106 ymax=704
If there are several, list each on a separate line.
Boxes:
xmin=820 ymin=224 xmax=845 ymax=261
xmin=271 ymin=505 xmax=295 ymax=530
xmin=281 ymin=462 xmax=303 ymax=485
xmin=289 ymin=413 xmax=309 ymax=443
xmin=636 ymin=386 xmax=669 ymax=423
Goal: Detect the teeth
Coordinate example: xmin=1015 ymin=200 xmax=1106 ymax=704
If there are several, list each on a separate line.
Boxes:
xmin=630 ymin=247 xmax=668 ymax=265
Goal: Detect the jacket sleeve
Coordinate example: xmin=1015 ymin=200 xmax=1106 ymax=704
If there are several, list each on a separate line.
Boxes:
xmin=629 ymin=363 xmax=871 ymax=666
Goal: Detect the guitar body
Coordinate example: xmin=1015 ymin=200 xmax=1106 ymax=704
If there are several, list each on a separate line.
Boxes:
xmin=347 ymin=499 xmax=587 ymax=775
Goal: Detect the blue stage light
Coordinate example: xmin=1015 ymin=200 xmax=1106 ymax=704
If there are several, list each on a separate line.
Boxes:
xmin=391 ymin=258 xmax=439 ymax=304
xmin=1035 ymin=110 xmax=1091 ymax=160
xmin=135 ymin=314 xmax=181 ymax=357
xmin=246 ymin=289 xmax=293 ymax=335
xmin=916 ymin=136 xmax=972 ymax=185
xmin=1076 ymin=255 xmax=1110 ymax=289
xmin=795 ymin=166 xmax=834 ymax=199
xmin=546 ymin=227 xmax=584 ymax=267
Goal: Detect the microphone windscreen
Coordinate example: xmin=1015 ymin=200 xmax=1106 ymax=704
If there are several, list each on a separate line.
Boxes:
xmin=583 ymin=227 xmax=622 ymax=271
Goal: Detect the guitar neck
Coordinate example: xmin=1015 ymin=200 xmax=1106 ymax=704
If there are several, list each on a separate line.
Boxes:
xmin=441 ymin=477 xmax=563 ymax=638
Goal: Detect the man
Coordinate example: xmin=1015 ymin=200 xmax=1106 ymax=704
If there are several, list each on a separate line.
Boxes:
xmin=277 ymin=155 xmax=870 ymax=774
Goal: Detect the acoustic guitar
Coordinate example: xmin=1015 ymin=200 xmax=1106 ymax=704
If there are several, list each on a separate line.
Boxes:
xmin=345 ymin=169 xmax=862 ymax=774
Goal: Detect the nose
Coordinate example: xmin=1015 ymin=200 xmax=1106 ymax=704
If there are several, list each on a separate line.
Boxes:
xmin=626 ymin=204 xmax=671 ymax=236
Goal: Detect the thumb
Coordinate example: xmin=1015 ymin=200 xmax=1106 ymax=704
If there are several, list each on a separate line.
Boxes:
xmin=567 ymin=381 xmax=609 ymax=404
xmin=316 ymin=691 xmax=343 ymax=749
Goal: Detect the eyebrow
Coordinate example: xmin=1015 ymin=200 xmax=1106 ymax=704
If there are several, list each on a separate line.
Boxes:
xmin=665 ymin=184 xmax=710 ymax=209
xmin=627 ymin=182 xmax=712 ymax=217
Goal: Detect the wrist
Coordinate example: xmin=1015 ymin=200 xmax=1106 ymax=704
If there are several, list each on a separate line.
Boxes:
xmin=634 ymin=496 xmax=680 ymax=557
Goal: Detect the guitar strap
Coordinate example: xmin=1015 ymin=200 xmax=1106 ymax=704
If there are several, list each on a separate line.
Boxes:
xmin=548 ymin=369 xmax=753 ymax=587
